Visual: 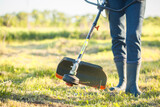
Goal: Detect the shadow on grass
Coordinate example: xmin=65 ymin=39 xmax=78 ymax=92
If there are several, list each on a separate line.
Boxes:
xmin=0 ymin=92 xmax=69 ymax=106
xmin=7 ymin=43 xmax=55 ymax=50
xmin=7 ymin=38 xmax=68 ymax=51
xmin=30 ymin=52 xmax=61 ymax=57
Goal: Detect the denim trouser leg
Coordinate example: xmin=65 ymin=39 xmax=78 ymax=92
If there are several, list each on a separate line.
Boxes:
xmin=108 ymin=0 xmax=126 ymax=62
xmin=108 ymin=0 xmax=146 ymax=63
xmin=126 ymin=0 xmax=146 ymax=63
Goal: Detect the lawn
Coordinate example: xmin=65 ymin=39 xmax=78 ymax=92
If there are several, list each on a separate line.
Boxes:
xmin=0 ymin=36 xmax=160 ymax=107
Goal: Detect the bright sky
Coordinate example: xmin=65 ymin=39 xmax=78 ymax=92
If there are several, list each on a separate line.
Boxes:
xmin=0 ymin=0 xmax=160 ymax=17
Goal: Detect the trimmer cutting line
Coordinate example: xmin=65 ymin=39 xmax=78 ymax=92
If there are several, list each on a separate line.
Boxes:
xmin=56 ymin=0 xmax=142 ymax=89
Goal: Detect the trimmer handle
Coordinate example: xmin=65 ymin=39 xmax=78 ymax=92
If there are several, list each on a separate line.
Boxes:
xmin=84 ymin=0 xmax=140 ymax=12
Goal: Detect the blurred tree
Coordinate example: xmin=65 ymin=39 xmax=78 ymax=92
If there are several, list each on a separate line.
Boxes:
xmin=42 ymin=10 xmax=52 ymax=27
xmin=2 ymin=14 xmax=13 ymax=27
xmin=56 ymin=12 xmax=68 ymax=27
xmin=0 ymin=9 xmax=159 ymax=29
xmin=31 ymin=10 xmax=44 ymax=27
xmin=74 ymin=15 xmax=88 ymax=30
xmin=143 ymin=16 xmax=160 ymax=26
xmin=17 ymin=12 xmax=28 ymax=27
xmin=51 ymin=10 xmax=58 ymax=26
xmin=0 ymin=17 xmax=4 ymax=26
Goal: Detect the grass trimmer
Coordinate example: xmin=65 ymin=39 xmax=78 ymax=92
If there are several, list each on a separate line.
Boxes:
xmin=56 ymin=0 xmax=141 ymax=89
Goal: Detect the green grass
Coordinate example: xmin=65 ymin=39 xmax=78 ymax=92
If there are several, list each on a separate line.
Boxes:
xmin=0 ymin=27 xmax=110 ymax=42
xmin=0 ymin=36 xmax=160 ymax=107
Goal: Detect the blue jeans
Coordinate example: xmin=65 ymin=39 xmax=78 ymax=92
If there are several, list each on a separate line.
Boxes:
xmin=108 ymin=0 xmax=146 ymax=63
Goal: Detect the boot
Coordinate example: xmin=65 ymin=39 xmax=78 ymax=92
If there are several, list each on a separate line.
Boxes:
xmin=125 ymin=63 xmax=142 ymax=97
xmin=110 ymin=61 xmax=126 ymax=91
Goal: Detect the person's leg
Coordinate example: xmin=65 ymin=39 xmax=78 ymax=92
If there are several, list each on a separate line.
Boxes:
xmin=108 ymin=0 xmax=126 ymax=91
xmin=125 ymin=0 xmax=146 ymax=96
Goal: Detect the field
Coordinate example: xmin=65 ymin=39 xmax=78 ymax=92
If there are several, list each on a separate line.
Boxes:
xmin=0 ymin=26 xmax=160 ymax=106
